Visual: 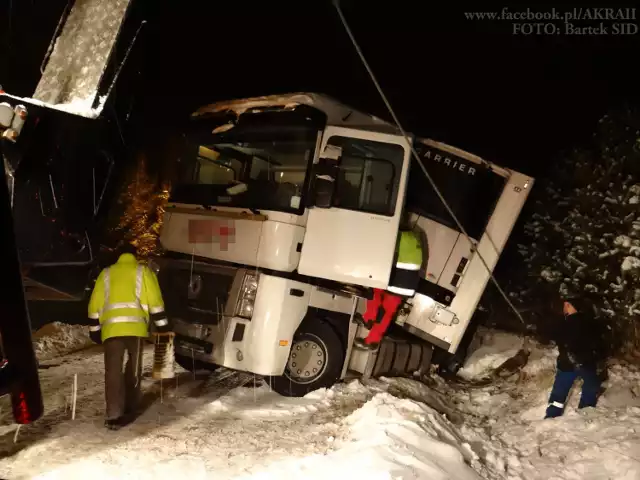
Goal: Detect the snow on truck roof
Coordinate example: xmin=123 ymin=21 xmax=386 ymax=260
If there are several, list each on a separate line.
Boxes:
xmin=194 ymin=92 xmax=518 ymax=178
xmin=194 ymin=92 xmax=401 ymax=134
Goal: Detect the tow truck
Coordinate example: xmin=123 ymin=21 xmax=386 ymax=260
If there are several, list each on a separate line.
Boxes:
xmin=0 ymin=0 xmax=137 ymax=424
xmin=152 ymin=93 xmax=534 ymax=396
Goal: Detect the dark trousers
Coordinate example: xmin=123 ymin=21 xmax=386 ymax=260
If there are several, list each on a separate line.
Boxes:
xmin=104 ymin=336 xmax=143 ymax=420
xmin=545 ymin=368 xmax=601 ymax=418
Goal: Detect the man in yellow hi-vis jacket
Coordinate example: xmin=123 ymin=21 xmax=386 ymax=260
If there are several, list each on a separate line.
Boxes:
xmin=88 ymin=244 xmax=170 ymax=430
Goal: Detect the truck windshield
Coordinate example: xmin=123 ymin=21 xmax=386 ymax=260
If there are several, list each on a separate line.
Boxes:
xmin=171 ymin=126 xmax=318 ymax=213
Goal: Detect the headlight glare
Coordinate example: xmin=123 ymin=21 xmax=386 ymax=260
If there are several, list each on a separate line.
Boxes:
xmin=236 ymin=272 xmax=258 ymax=319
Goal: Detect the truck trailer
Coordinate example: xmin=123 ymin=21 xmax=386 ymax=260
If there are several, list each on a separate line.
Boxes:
xmin=151 ymin=92 xmax=534 ymax=397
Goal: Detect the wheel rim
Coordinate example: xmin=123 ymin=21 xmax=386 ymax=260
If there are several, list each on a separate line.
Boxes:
xmin=285 ymin=334 xmax=327 ymax=385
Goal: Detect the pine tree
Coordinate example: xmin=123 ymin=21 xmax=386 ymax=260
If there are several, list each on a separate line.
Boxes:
xmin=494 ymin=108 xmax=640 ymax=357
xmin=114 ymin=154 xmax=170 ymax=258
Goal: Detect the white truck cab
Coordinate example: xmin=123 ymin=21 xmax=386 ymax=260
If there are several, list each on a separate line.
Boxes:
xmin=152 ymin=93 xmax=533 ymax=396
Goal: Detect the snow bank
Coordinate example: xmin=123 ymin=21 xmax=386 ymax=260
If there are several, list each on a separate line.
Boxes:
xmin=438 ymin=327 xmax=640 ymax=479
xmin=243 ymin=390 xmax=480 ymax=480
xmin=207 ymin=383 xmax=336 ymax=419
xmin=33 ymin=322 xmax=92 ymax=360
xmin=4 ymin=327 xmax=640 ymax=480
xmin=599 ymin=362 xmax=640 ymax=409
xmin=0 ymin=346 xmax=482 ymax=480
xmin=466 ymin=400 xmax=640 ymax=480
xmin=457 ymin=328 xmax=525 ymax=380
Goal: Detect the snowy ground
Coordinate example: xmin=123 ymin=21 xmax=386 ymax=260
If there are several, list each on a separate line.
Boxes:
xmin=1 ymin=325 xmax=639 ymax=479
xmin=0 ymin=326 xmax=481 ymax=480
xmin=425 ymin=327 xmax=640 ymax=479
xmin=32 ymin=323 xmax=94 ymax=361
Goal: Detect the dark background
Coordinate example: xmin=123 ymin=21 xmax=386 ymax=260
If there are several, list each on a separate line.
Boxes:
xmin=2 ymin=1 xmax=640 ymax=177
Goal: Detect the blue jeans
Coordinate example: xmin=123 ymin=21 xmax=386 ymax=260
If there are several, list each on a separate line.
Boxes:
xmin=545 ymin=368 xmax=601 ymax=418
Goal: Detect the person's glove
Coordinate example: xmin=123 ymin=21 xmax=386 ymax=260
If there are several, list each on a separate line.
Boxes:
xmin=89 ymin=330 xmax=102 ymax=345
xmin=155 ymin=323 xmax=172 ymax=334
xmin=154 ymin=318 xmax=173 ymax=334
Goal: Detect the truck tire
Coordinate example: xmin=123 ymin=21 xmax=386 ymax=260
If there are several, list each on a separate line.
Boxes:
xmin=174 ymin=353 xmax=218 ymax=373
xmin=267 ymin=318 xmax=344 ymax=397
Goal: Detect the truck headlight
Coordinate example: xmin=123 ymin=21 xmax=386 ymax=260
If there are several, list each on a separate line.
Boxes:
xmin=235 ymin=272 xmax=258 ymax=319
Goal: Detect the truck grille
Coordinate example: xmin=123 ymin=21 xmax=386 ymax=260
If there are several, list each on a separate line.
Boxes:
xmin=160 ymin=266 xmax=235 ymax=325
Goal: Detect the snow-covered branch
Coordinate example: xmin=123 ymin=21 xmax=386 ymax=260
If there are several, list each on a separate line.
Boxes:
xmin=486 ymin=108 xmax=640 ymax=355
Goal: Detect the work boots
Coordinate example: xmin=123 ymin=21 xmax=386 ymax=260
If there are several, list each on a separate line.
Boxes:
xmin=104 ymin=411 xmax=136 ymax=430
xmin=104 ymin=417 xmax=126 ymax=430
xmin=353 ymin=338 xmax=379 ymax=351
xmin=353 ymin=313 xmax=373 ymax=330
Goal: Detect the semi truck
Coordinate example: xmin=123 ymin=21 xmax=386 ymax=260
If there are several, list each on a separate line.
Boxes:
xmin=151 ymin=92 xmax=534 ymax=397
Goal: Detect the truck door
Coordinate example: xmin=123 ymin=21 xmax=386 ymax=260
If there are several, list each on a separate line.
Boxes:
xmin=298 ymin=126 xmax=411 ymax=288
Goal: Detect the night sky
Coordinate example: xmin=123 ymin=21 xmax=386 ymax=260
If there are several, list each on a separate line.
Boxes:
xmin=2 ymin=1 xmax=640 ymax=177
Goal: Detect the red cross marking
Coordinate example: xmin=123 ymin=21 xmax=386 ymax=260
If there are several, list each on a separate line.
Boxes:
xmin=215 ymin=221 xmax=236 ymax=251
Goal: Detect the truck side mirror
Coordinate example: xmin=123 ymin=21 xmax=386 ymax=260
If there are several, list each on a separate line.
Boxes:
xmin=310 ymin=144 xmax=341 ymax=208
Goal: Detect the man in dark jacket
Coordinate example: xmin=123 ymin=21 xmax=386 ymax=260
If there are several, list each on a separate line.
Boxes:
xmin=545 ymin=296 xmax=609 ymax=419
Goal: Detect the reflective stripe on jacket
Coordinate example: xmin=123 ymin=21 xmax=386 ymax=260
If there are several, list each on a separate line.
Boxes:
xmin=396 ymin=231 xmax=423 ymax=271
xmin=88 ymin=253 xmax=167 ymax=341
xmin=388 ymin=230 xmax=424 ymax=296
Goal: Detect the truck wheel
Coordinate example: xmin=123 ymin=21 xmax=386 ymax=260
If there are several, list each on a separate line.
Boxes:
xmin=174 ymin=353 xmax=218 ymax=373
xmin=267 ymin=318 xmax=345 ymax=397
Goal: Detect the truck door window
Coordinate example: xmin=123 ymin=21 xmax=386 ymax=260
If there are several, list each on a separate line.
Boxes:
xmin=328 ymin=136 xmax=404 ymax=216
